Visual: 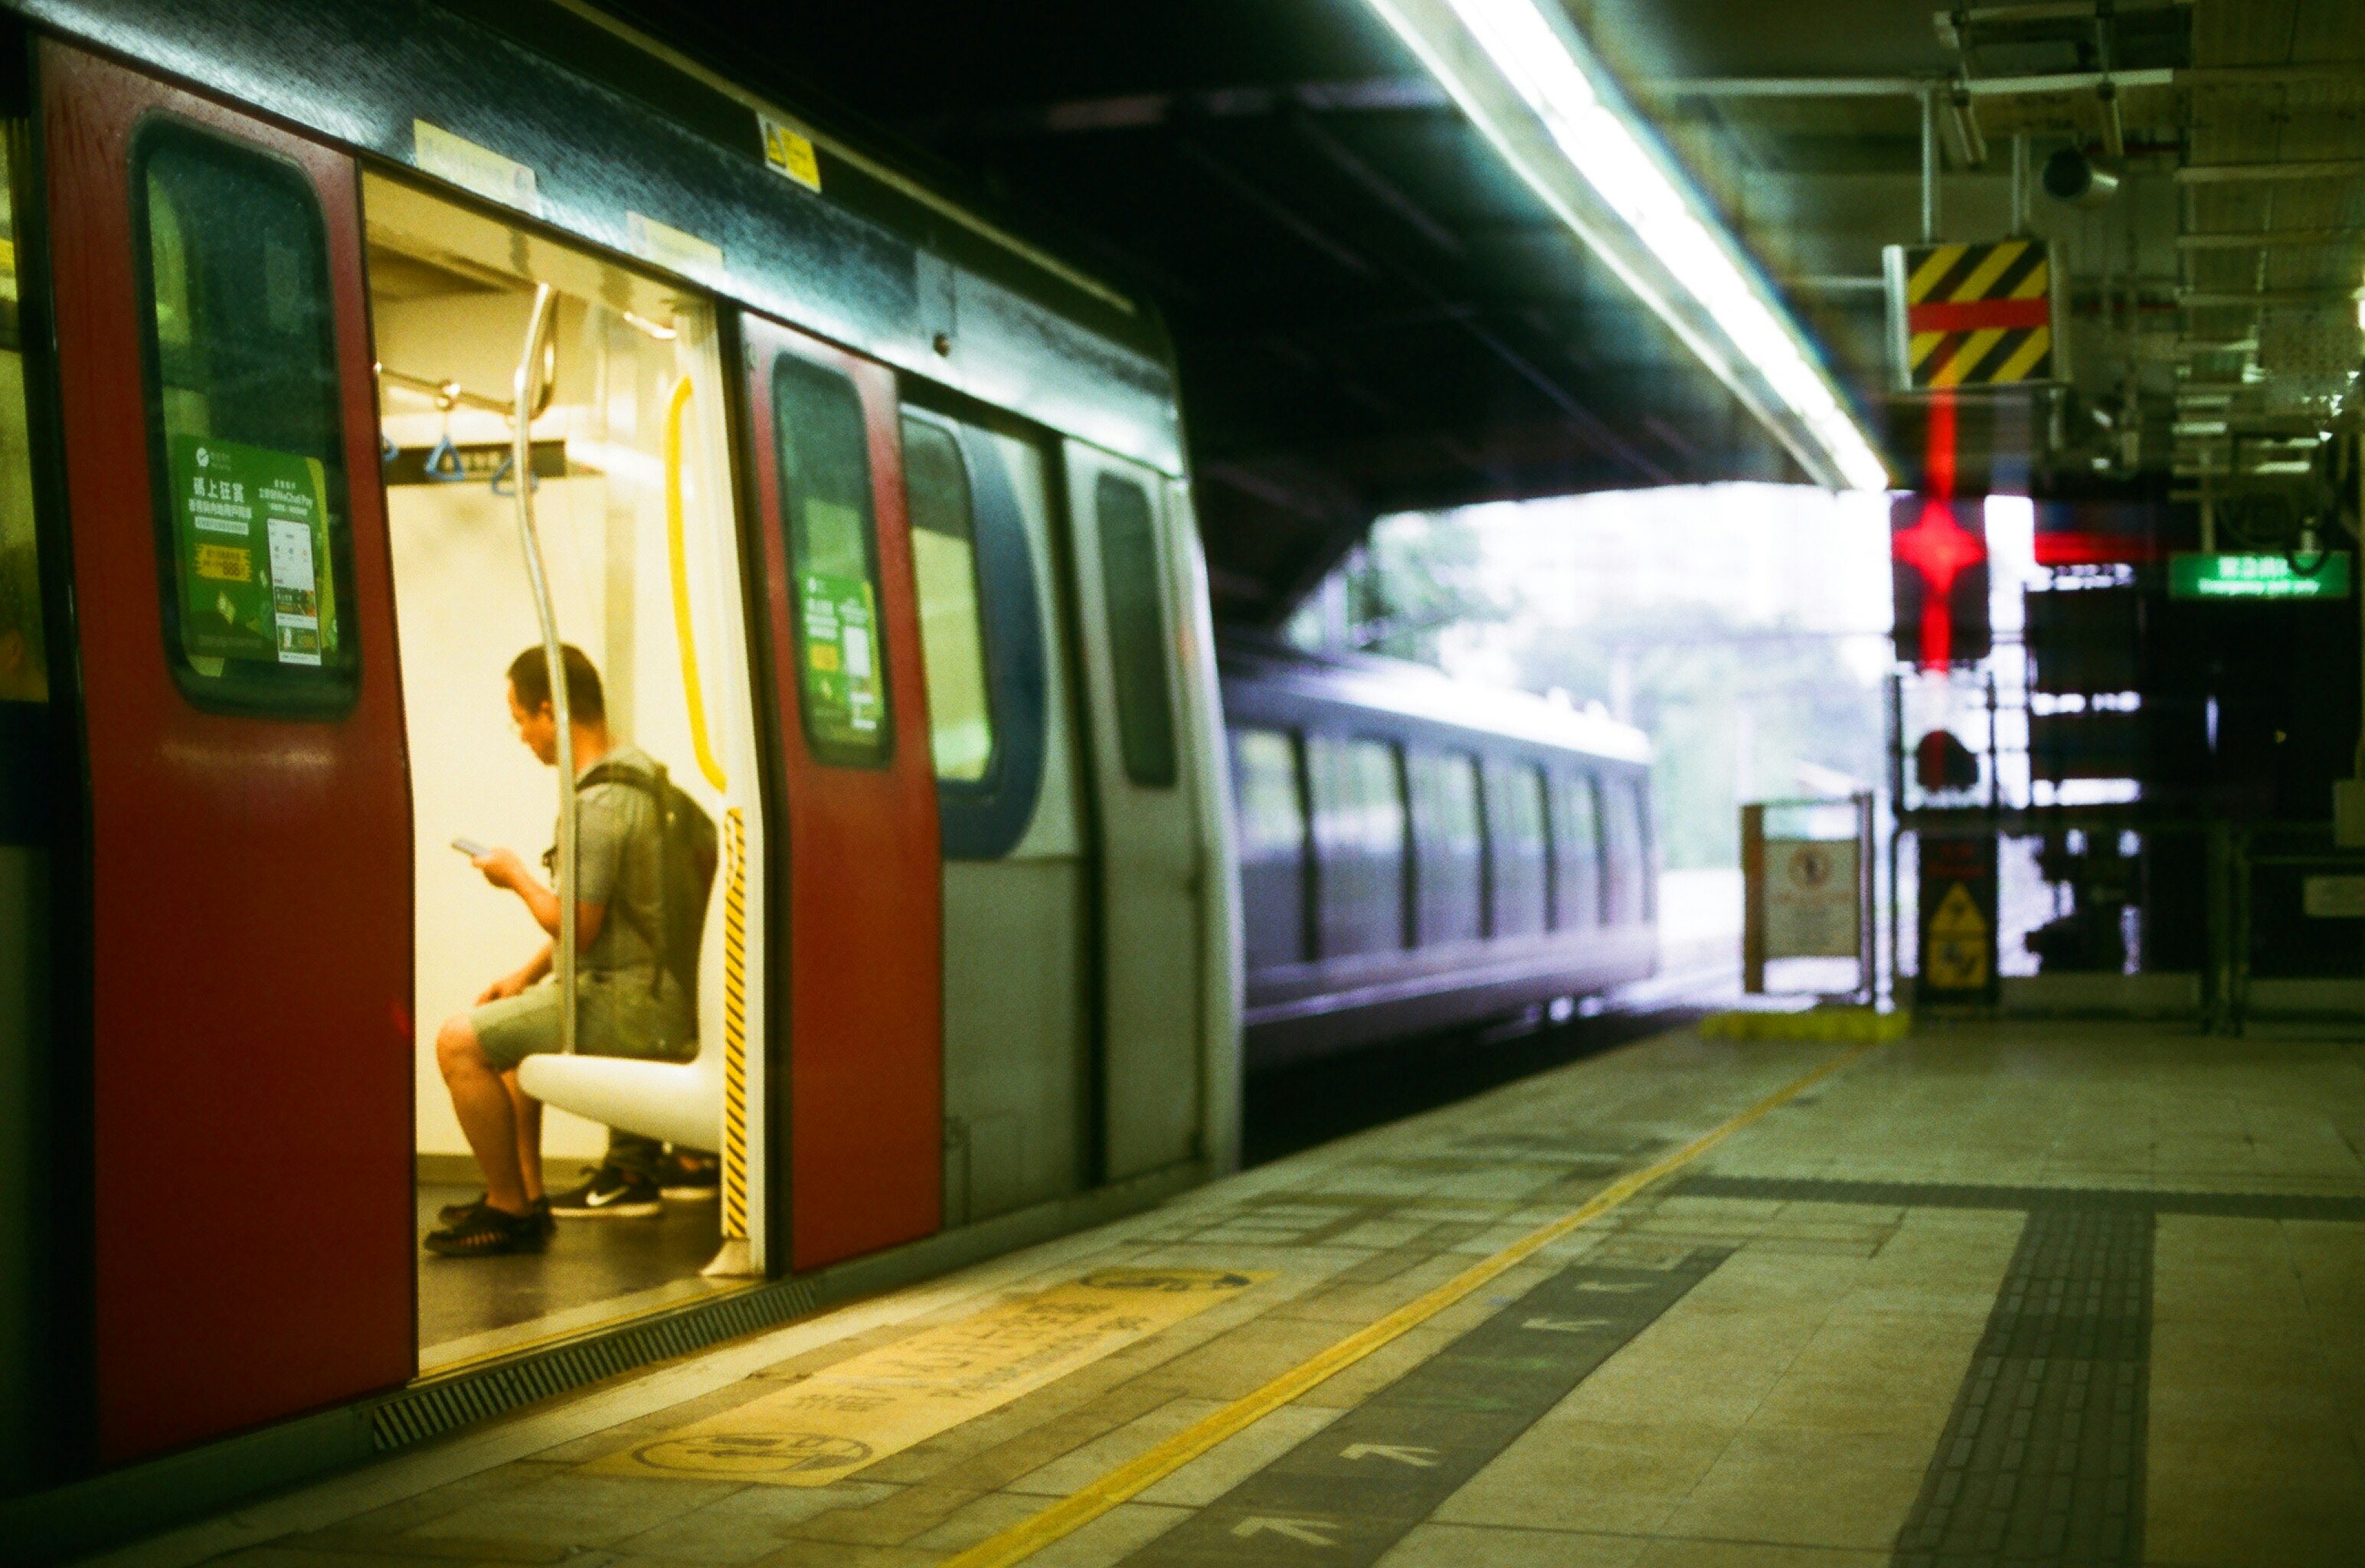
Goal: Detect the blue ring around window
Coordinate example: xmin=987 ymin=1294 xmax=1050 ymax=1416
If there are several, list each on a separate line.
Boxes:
xmin=936 ymin=424 xmax=1047 ymax=861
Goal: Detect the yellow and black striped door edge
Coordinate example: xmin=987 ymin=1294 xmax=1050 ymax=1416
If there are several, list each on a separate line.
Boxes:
xmin=1883 ymin=240 xmax=2059 ymax=391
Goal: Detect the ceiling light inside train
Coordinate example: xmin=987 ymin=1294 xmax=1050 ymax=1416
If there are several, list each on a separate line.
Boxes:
xmin=1360 ymin=0 xmax=1890 ymax=494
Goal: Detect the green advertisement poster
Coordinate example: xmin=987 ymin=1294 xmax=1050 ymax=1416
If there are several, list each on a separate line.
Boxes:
xmin=798 ymin=570 xmax=885 ymax=748
xmin=167 ymin=433 xmax=338 ymax=666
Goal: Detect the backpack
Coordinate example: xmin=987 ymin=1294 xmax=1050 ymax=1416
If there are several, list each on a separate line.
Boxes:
xmin=576 ymin=756 xmax=719 ymax=1008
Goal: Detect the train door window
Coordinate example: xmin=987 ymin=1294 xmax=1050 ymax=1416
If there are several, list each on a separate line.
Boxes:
xmin=1603 ymin=773 xmax=1646 ymax=925
xmin=1307 ymin=733 xmax=1405 ymax=959
xmin=1094 ymin=472 xmax=1177 ymax=788
xmin=134 ymin=124 xmax=357 ymax=713
xmin=775 ymin=356 xmax=891 ymax=764
xmin=902 ymin=415 xmax=991 ymax=782
xmin=367 ymin=175 xmax=767 ymax=1364
xmin=1407 ymin=748 xmax=1483 ymax=945
xmin=1490 ymin=762 xmax=1549 ymax=939
xmin=1233 ymin=727 xmax=1308 ymax=969
xmin=1553 ymin=771 xmax=1602 ymax=928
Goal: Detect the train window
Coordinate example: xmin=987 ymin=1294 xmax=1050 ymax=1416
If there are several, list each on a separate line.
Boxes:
xmin=1490 ymin=763 xmax=1550 ymax=939
xmin=1307 ymin=734 xmax=1405 ymax=959
xmin=773 ymin=354 xmax=892 ymax=765
xmin=1603 ymin=774 xmax=1647 ymax=925
xmin=1406 ymin=749 xmax=1483 ymax=945
xmin=901 ymin=416 xmax=993 ymax=782
xmin=0 ymin=133 xmax=41 ymax=714
xmin=1553 ymin=772 xmax=1602 ymax=928
xmin=1094 ymin=472 xmax=1177 ymax=788
xmin=1233 ymin=727 xmax=1308 ymax=968
xmin=132 ymin=123 xmax=357 ymax=714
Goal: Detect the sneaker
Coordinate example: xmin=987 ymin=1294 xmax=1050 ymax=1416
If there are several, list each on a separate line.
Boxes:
xmin=424 ymin=1202 xmax=548 ymax=1257
xmin=548 ymin=1165 xmax=662 ymax=1219
xmin=437 ymin=1193 xmax=555 ymax=1238
xmin=659 ymin=1152 xmax=721 ymax=1201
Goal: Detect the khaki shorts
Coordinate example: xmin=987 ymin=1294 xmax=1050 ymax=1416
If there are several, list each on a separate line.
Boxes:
xmin=472 ymin=970 xmax=694 ymax=1073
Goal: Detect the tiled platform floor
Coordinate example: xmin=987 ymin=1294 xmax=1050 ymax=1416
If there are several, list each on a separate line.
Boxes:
xmin=100 ymin=1021 xmax=2365 ymax=1568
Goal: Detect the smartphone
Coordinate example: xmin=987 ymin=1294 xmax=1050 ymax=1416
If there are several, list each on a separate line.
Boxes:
xmin=450 ymin=835 xmax=492 ymax=858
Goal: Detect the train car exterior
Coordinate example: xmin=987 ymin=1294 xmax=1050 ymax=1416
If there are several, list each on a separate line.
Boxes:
xmin=1222 ymin=637 xmax=1658 ymax=1067
xmin=0 ymin=1 xmax=1239 ymax=1554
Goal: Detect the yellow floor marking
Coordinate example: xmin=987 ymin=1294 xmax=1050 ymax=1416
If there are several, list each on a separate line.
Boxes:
xmin=942 ymin=1039 xmax=1886 ymax=1568
xmin=590 ymin=1267 xmax=1268 ymax=1485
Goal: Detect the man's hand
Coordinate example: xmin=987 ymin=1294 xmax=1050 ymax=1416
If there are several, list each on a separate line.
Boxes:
xmin=472 ymin=847 xmax=533 ymax=893
xmin=476 ymin=965 xmax=535 ymax=1005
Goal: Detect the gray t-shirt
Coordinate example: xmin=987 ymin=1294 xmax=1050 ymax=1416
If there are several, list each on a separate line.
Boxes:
xmin=555 ymin=743 xmax=667 ymax=978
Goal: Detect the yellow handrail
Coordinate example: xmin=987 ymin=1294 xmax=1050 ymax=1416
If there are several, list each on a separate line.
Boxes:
xmin=666 ymin=374 xmax=728 ymax=792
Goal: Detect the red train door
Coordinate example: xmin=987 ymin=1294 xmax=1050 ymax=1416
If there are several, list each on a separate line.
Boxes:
xmin=741 ymin=315 xmax=941 ymax=1270
xmin=43 ymin=43 xmax=414 ymax=1459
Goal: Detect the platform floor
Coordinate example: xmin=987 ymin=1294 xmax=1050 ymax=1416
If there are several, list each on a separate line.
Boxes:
xmin=113 ymin=1021 xmax=2365 ymax=1568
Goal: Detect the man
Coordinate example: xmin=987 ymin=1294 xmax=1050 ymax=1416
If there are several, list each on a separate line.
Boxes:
xmin=425 ymin=644 xmax=696 ymax=1256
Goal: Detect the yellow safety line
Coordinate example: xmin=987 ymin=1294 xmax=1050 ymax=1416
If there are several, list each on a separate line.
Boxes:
xmin=940 ymin=1038 xmax=1887 ymax=1568
xmin=1990 ymin=327 xmax=2052 ymax=385
xmin=1949 ymin=240 xmax=2024 ymax=303
xmin=666 ymin=376 xmax=729 ymax=794
xmin=720 ymin=807 xmax=750 ymax=1241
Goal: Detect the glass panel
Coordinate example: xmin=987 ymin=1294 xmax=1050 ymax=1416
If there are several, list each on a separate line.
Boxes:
xmin=1307 ymin=734 xmax=1405 ymax=959
xmin=0 ymin=133 xmax=39 ymax=712
xmin=1407 ymin=748 xmax=1483 ymax=945
xmin=1492 ymin=762 xmax=1549 ymax=938
xmin=1094 ymin=472 xmax=1177 ymax=788
xmin=1554 ymin=771 xmax=1602 ymax=928
xmin=901 ymin=416 xmax=993 ymax=782
xmin=773 ymin=354 xmax=891 ymax=764
xmin=134 ymin=123 xmax=355 ymax=714
xmin=1232 ymin=727 xmax=1306 ymax=969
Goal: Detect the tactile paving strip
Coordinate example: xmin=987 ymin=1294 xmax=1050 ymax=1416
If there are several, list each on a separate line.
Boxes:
xmin=1110 ymin=1246 xmax=1732 ymax=1567
xmin=1679 ymin=1173 xmax=2365 ymax=1222
xmin=1892 ymin=1207 xmax=2152 ymax=1568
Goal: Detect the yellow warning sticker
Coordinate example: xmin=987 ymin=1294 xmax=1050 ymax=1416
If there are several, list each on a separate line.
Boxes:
xmin=1925 ymin=882 xmax=1990 ymax=990
xmin=760 ymin=114 xmax=822 ymax=192
xmin=592 ymin=1267 xmax=1264 ymax=1485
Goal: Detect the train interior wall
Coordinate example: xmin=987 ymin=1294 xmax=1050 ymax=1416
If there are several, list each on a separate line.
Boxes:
xmin=365 ymin=174 xmax=767 ymax=1360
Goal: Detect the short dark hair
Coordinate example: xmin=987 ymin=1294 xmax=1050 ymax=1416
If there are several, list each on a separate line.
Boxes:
xmin=507 ymin=643 xmax=605 ymax=723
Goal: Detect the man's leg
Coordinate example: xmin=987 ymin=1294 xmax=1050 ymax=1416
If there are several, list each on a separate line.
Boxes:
xmin=606 ymin=1129 xmax=665 ymax=1185
xmin=503 ymin=1071 xmax=545 ymax=1203
xmin=436 ymin=1014 xmax=532 ymax=1215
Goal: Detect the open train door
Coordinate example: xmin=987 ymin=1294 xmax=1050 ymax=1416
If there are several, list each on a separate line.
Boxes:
xmin=741 ymin=314 xmax=941 ymax=1270
xmin=42 ymin=43 xmax=414 ymax=1459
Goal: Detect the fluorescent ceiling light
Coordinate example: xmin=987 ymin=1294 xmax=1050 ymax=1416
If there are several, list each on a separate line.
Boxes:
xmin=1360 ymin=0 xmax=1889 ymax=492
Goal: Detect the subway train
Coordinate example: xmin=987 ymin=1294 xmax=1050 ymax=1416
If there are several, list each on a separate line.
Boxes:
xmin=1223 ymin=636 xmax=1658 ymax=1068
xmin=0 ymin=0 xmax=1651 ymax=1545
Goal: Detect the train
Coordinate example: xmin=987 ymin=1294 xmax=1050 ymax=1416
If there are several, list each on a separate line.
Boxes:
xmin=1224 ymin=636 xmax=1657 ymax=1068
xmin=0 ymin=1 xmax=1653 ymax=1551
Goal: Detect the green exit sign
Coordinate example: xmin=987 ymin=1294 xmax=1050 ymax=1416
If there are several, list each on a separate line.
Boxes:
xmin=2169 ymin=551 xmax=2351 ymax=600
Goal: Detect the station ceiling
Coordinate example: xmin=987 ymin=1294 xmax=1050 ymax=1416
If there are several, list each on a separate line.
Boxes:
xmin=589 ymin=0 xmax=2364 ymax=622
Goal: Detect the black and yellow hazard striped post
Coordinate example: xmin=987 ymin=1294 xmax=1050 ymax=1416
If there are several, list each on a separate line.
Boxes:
xmin=1882 ymin=239 xmax=2066 ymax=391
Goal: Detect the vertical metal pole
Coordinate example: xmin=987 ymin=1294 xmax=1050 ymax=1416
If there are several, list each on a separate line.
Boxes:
xmin=510 ymin=284 xmax=574 ymax=1054
xmin=1741 ymin=802 xmax=1767 ymax=995
xmin=1921 ymin=85 xmax=1940 ymax=244
xmin=2010 ymin=134 xmax=2030 ymax=234
xmin=1856 ymin=791 xmax=1876 ymax=1004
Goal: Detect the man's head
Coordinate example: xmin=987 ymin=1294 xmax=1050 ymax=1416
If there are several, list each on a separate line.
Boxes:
xmin=505 ymin=643 xmax=604 ymax=766
xmin=0 ymin=541 xmax=47 ymax=704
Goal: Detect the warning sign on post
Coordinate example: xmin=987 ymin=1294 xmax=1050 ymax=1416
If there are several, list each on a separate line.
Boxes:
xmin=1765 ymin=838 xmax=1861 ymax=959
xmin=1917 ymin=832 xmax=1998 ymax=1005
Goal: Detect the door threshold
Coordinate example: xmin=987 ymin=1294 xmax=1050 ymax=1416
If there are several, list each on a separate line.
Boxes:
xmin=418 ymin=1272 xmax=755 ymax=1379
